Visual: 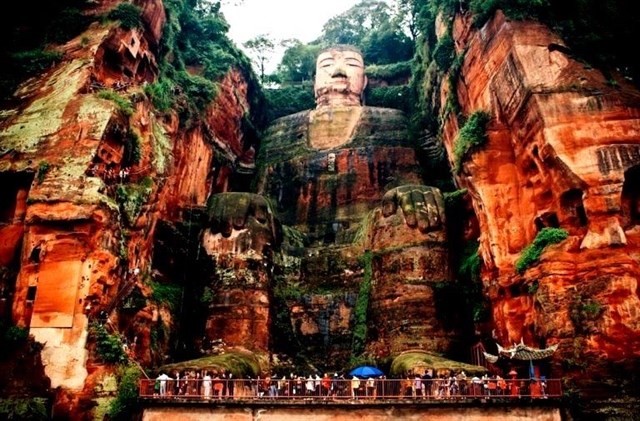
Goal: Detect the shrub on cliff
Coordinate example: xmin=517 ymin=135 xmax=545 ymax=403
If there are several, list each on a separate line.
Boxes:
xmin=351 ymin=250 xmax=373 ymax=357
xmin=0 ymin=398 xmax=48 ymax=421
xmin=452 ymin=110 xmax=491 ymax=173
xmin=366 ymin=85 xmax=412 ymax=112
xmin=107 ymin=3 xmax=142 ymax=30
xmin=264 ymin=83 xmax=315 ymax=123
xmin=516 ymin=227 xmax=569 ymax=274
xmin=90 ymin=322 xmax=127 ymax=364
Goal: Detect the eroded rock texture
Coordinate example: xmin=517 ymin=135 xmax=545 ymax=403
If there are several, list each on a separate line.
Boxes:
xmin=258 ymin=106 xmax=421 ymax=245
xmin=442 ymin=11 xmax=640 ymax=391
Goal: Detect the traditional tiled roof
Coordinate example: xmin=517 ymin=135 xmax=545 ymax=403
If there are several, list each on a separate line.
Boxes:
xmin=483 ymin=340 xmax=558 ymax=362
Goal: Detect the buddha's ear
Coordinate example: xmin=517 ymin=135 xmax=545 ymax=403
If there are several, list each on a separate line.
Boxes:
xmin=363 ymin=75 xmax=368 ymax=91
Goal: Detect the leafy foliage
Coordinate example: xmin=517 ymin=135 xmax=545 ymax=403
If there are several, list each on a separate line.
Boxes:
xmin=0 ymin=0 xmax=91 ymax=99
xmin=150 ymin=280 xmax=183 ymax=312
xmin=264 ymin=84 xmax=315 ymax=123
xmin=90 ymin=322 xmax=127 ymax=364
xmin=458 ymin=240 xmax=481 ymax=283
xmin=469 ymin=0 xmax=550 ymax=26
xmin=413 ymin=0 xmax=640 ymax=86
xmin=153 ymin=0 xmax=266 ymax=129
xmin=314 ymin=0 xmax=414 ymax=66
xmin=352 ymin=250 xmax=373 ymax=357
xmin=570 ymin=295 xmax=604 ymax=334
xmin=37 ymin=161 xmax=50 ymax=184
xmin=0 ymin=321 xmax=44 ymax=358
xmin=275 ymin=40 xmax=322 ymax=83
xmin=515 ymin=227 xmax=569 ymax=273
xmin=3 ymin=325 xmax=29 ymax=345
xmin=10 ymin=49 xmax=64 ymax=76
xmin=243 ymin=34 xmax=275 ymax=83
xmin=365 ymin=85 xmax=411 ymax=112
xmin=123 ymin=129 xmax=142 ymax=166
xmin=0 ymin=398 xmax=48 ymax=421
xmin=365 ymin=60 xmax=412 ymax=80
xmin=116 ymin=177 xmax=153 ymax=227
xmin=108 ymin=365 xmax=141 ymax=421
xmin=452 ymin=110 xmax=491 ymax=173
xmin=107 ymin=3 xmax=143 ymax=30
xmin=433 ymin=34 xmax=455 ymax=71
xmin=144 ymin=78 xmax=175 ymax=112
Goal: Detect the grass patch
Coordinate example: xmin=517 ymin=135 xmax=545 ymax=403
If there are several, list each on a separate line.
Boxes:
xmin=160 ymin=350 xmax=263 ymax=377
xmin=144 ymin=78 xmax=175 ymax=112
xmin=97 ymin=90 xmax=134 ymax=116
xmin=390 ymin=351 xmax=487 ymax=376
xmin=365 ymin=60 xmax=412 ymax=80
xmin=515 ymin=227 xmax=568 ymax=274
xmin=116 ymin=177 xmax=153 ymax=226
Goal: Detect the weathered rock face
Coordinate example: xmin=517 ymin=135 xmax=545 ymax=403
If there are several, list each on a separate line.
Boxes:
xmin=0 ymin=2 xmax=261 ymax=417
xmin=0 ymin=23 xmax=131 ymax=393
xmin=365 ymin=185 xmax=456 ymax=357
xmin=441 ymin=11 xmax=640 ymax=390
xmin=200 ymin=193 xmax=280 ymax=351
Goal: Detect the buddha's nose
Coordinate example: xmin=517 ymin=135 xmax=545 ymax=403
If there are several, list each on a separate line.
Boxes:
xmin=331 ymin=65 xmax=347 ymax=78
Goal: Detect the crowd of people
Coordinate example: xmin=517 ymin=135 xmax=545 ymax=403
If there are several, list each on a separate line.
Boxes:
xmin=148 ymin=369 xmax=550 ymax=400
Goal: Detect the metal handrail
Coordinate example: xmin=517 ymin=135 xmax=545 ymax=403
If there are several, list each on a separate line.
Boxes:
xmin=139 ymin=377 xmax=562 ymax=401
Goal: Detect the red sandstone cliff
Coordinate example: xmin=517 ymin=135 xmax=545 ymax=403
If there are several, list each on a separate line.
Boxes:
xmin=440 ymin=10 xmax=640 ymax=393
xmin=0 ymin=1 xmax=259 ymax=416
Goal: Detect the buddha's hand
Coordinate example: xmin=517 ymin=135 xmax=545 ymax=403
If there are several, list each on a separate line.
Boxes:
xmin=381 ymin=185 xmax=446 ymax=232
xmin=207 ymin=193 xmax=279 ymax=250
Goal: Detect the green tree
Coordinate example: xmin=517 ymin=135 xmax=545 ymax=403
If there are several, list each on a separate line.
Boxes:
xmin=317 ymin=0 xmax=413 ymax=65
xmin=276 ymin=39 xmax=322 ymax=83
xmin=318 ymin=0 xmax=392 ymax=47
xmin=243 ymin=34 xmax=275 ymax=83
xmin=361 ymin=21 xmax=413 ymax=64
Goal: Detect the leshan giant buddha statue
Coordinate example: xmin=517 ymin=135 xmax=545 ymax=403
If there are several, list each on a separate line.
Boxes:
xmin=256 ymin=46 xmax=456 ymax=361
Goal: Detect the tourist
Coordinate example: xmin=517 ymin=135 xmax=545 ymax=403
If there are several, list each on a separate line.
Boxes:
xmin=321 ymin=373 xmax=331 ymax=397
xmin=156 ymin=372 xmax=170 ymax=397
xmin=306 ymin=374 xmax=315 ymax=396
xmin=351 ymin=375 xmax=361 ymax=399
xmin=366 ymin=376 xmax=376 ymax=399
xmin=203 ymin=371 xmax=212 ymax=399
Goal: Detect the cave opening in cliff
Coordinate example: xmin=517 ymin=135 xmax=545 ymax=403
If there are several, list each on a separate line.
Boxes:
xmin=0 ymin=172 xmax=34 ymax=223
xmin=26 ymin=286 xmax=37 ymax=302
xmin=560 ymin=189 xmax=588 ymax=228
xmin=621 ymin=165 xmax=640 ymax=227
xmin=534 ymin=212 xmax=559 ymax=231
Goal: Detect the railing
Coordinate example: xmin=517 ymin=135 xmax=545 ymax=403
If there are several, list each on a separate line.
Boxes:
xmin=139 ymin=378 xmax=562 ymax=401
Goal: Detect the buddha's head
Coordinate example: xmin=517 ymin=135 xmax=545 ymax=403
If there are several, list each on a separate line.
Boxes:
xmin=314 ymin=45 xmax=367 ymax=108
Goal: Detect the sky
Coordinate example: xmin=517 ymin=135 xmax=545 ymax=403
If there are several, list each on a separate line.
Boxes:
xmin=219 ymin=0 xmax=377 ymax=74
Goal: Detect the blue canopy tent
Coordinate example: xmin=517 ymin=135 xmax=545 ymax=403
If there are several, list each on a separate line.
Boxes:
xmin=349 ymin=366 xmax=384 ymax=378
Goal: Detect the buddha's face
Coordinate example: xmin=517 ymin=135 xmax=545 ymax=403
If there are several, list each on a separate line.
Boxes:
xmin=314 ymin=48 xmax=367 ymax=107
